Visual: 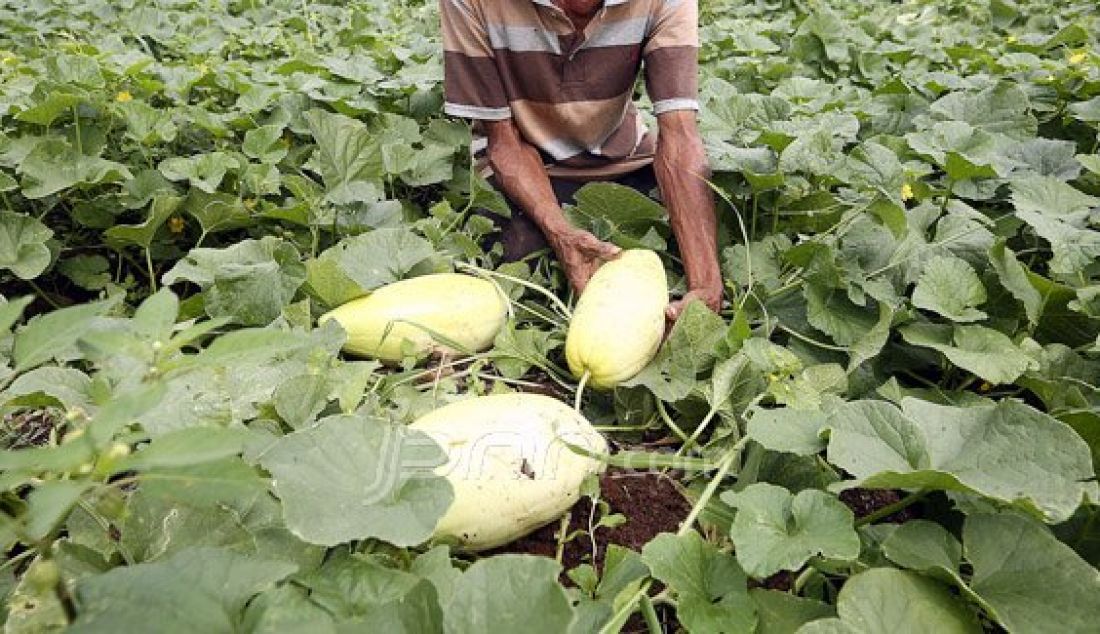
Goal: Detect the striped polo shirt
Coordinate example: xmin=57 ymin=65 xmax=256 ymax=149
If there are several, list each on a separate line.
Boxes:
xmin=441 ymin=0 xmax=700 ymax=179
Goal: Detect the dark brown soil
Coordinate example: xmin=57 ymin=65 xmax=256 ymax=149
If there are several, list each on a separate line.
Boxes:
xmin=491 ymin=468 xmax=693 ymax=577
xmin=838 ymin=488 xmax=920 ymax=523
xmin=2 ymin=409 xmax=58 ymax=449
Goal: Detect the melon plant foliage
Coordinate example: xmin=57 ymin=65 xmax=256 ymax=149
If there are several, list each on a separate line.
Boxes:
xmin=1 ymin=0 xmax=1100 ymax=631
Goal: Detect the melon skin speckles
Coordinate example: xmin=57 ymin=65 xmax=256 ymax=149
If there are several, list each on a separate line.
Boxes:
xmin=318 ymin=273 xmax=508 ymax=364
xmin=409 ymin=393 xmax=607 ymax=551
xmin=565 ymin=249 xmax=668 ymax=389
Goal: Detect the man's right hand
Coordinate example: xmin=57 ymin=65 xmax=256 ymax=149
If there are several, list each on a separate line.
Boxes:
xmin=545 ymin=223 xmax=621 ymax=293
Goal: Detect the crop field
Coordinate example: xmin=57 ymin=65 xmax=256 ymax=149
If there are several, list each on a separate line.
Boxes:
xmin=1 ymin=0 xmax=1099 ymax=631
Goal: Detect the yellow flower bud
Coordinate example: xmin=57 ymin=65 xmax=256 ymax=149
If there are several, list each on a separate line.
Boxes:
xmin=115 ymin=91 xmax=133 ymax=103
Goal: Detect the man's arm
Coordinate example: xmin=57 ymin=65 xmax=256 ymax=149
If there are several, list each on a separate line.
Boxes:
xmin=654 ymin=110 xmax=723 ymax=319
xmin=483 ymin=119 xmax=619 ymax=292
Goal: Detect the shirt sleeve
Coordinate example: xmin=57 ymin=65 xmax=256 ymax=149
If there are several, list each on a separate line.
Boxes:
xmin=441 ymin=0 xmax=511 ymax=120
xmin=642 ymin=0 xmax=700 ymax=115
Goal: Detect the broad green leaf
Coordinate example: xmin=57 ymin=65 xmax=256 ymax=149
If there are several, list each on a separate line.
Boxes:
xmin=1010 ymin=174 xmax=1099 ymax=219
xmin=71 ymin=547 xmax=296 ymax=633
xmin=1078 ymin=154 xmax=1100 ymax=175
xmin=641 ymin=531 xmax=757 ymax=634
xmin=881 ymin=520 xmax=962 ymax=580
xmin=305 ymin=109 xmax=383 ymax=204
xmin=929 ymin=83 xmax=1036 ymax=140
xmin=1068 ymin=96 xmax=1100 ymax=123
xmin=804 ymin=284 xmax=878 ymax=346
xmin=17 ymin=138 xmax=131 ymax=199
xmin=301 ymin=553 xmax=443 ymax=631
xmin=58 ymin=254 xmax=112 ymax=291
xmin=988 ymin=241 xmax=1041 ymax=327
xmin=0 ymin=295 xmax=32 ymax=333
xmin=304 ymin=256 xmax=367 ymax=309
xmin=162 ymin=237 xmax=307 ymax=326
xmin=746 ymin=408 xmax=828 ymax=456
xmin=622 ymin=301 xmax=725 ymax=402
xmin=1015 ymin=210 xmax=1100 ymax=282
xmin=138 ymin=458 xmax=269 ymax=507
xmin=259 ymin=414 xmax=452 ymax=547
xmin=965 ymin=513 xmax=1100 ymax=634
xmin=444 ymin=556 xmax=574 ymax=634
xmin=846 ymin=303 xmax=894 ymax=372
xmin=911 ymin=255 xmax=987 ymax=322
xmin=114 ymin=428 xmax=251 ymax=473
xmin=899 ymin=323 xmax=1036 ymax=385
xmin=750 ymin=590 xmax=835 ymax=634
xmin=825 ymin=398 xmax=1096 ymax=522
xmin=316 ymin=228 xmax=436 ymax=293
xmin=158 ymin=152 xmax=240 ymax=194
xmin=116 ymin=100 xmax=178 ymax=146
xmin=104 ymin=195 xmax=182 ymax=250
xmin=242 ymin=585 xmax=335 ymax=634
xmin=4 ymin=366 xmax=93 ymax=411
xmin=0 ymin=211 xmax=52 ymax=280
xmin=25 ymin=480 xmax=93 ymax=540
xmin=723 ymin=483 xmax=860 ymax=578
xmin=182 ymin=191 xmax=252 ymax=236
xmin=243 ymin=125 xmax=288 ymax=165
xmin=13 ymin=296 xmax=120 ymax=371
xmin=796 ymin=568 xmax=980 ymax=634
xmin=564 ymin=182 xmax=668 ymax=250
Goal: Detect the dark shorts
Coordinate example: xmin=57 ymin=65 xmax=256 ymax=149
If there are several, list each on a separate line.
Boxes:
xmin=485 ymin=165 xmax=659 ymax=262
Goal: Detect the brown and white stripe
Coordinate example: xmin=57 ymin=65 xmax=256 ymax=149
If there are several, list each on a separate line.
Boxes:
xmin=441 ymin=0 xmax=699 ymax=179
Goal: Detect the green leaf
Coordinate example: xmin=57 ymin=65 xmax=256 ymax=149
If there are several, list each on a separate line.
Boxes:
xmin=71 ymin=547 xmax=296 ymax=633
xmin=301 ymin=553 xmax=443 ymax=630
xmin=797 ymin=568 xmax=980 ymax=634
xmin=444 ymin=555 xmax=574 ymax=634
xmin=723 ymin=483 xmax=859 ymax=578
xmin=258 ymin=414 xmax=452 ymax=547
xmin=182 ymin=191 xmax=252 ymax=237
xmin=115 ymin=428 xmax=251 ymax=473
xmin=243 ymin=125 xmax=289 ymax=165
xmin=13 ymin=296 xmax=121 ymax=371
xmin=58 ymin=254 xmax=113 ymax=291
xmin=116 ymin=100 xmax=178 ymax=146
xmin=17 ymin=138 xmax=131 ymax=199
xmin=881 ymin=520 xmax=962 ymax=580
xmin=929 ymin=83 xmax=1037 ymax=140
xmin=564 ymin=183 xmax=668 ymax=250
xmin=641 ymin=531 xmax=757 ymax=634
xmin=746 ymin=408 xmax=828 ymax=456
xmin=158 ymin=152 xmax=240 ymax=194
xmin=162 ymin=237 xmax=307 ymax=326
xmin=1015 ymin=210 xmax=1100 ymax=282
xmin=804 ymin=284 xmax=878 ymax=347
xmin=0 ymin=211 xmax=52 ymax=280
xmin=316 ymin=228 xmax=436 ymax=293
xmin=1010 ymin=174 xmax=1100 ymax=219
xmin=898 ymin=323 xmax=1036 ymax=385
xmin=242 ymin=585 xmax=335 ymax=634
xmin=911 ymin=255 xmax=988 ymax=322
xmin=622 ymin=301 xmax=725 ymax=402
xmin=825 ymin=398 xmax=1096 ymax=522
xmin=988 ymin=241 xmax=1042 ymax=327
xmin=305 ymin=109 xmax=383 ymax=204
xmin=138 ymin=458 xmax=269 ymax=507
xmin=0 ymin=295 xmax=32 ymax=333
xmin=5 ymin=366 xmax=93 ymax=411
xmin=965 ymin=513 xmax=1100 ymax=634
xmin=25 ymin=480 xmax=93 ymax=540
xmin=1078 ymin=154 xmax=1100 ymax=175
xmin=750 ymin=590 xmax=834 ymax=634
xmin=104 ymin=195 xmax=182 ymax=250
